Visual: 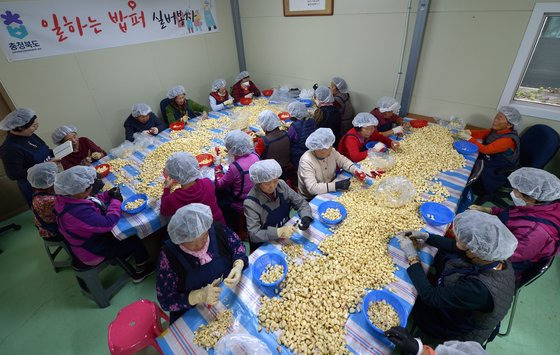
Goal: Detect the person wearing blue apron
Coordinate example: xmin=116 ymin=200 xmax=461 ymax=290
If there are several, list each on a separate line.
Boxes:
xmin=156 ymin=203 xmax=248 ymax=324
xmin=397 ymin=210 xmax=518 ymax=345
xmin=243 ymin=159 xmax=313 ymax=252
xmin=0 ymin=108 xmax=55 ymax=206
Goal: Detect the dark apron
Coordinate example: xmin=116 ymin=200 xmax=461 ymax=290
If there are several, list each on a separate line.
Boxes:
xmin=245 ymin=191 xmax=292 ymax=251
xmin=16 ymin=138 xmax=52 ymax=205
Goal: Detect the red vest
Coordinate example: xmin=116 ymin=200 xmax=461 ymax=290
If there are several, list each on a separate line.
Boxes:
xmin=210 ymin=91 xmax=228 ymax=104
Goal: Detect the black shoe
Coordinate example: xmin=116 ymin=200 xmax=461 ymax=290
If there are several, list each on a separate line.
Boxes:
xmin=132 ymin=262 xmax=155 ymax=283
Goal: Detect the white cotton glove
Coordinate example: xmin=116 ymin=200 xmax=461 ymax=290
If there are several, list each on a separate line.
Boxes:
xmin=392 ymin=126 xmax=404 ymax=135
xmin=224 ymin=99 xmax=234 ymax=106
xmin=188 ymin=278 xmax=222 ymax=306
xmin=149 ymin=127 xmax=159 ymax=135
xmin=245 ymin=93 xmax=253 ymax=99
xmin=397 ymin=236 xmax=419 ymax=261
xmin=224 ymin=259 xmax=244 ymax=289
xmin=398 ymin=230 xmax=429 ymax=241
xmin=277 ymin=225 xmax=297 ymax=239
xmin=457 ymin=129 xmax=472 ymax=140
xmin=373 ymin=142 xmax=386 ymax=152
xmin=201 ymin=111 xmax=208 ymax=119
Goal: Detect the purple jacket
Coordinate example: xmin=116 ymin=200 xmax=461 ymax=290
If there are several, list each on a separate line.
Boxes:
xmin=55 ymin=191 xmax=122 ymax=265
xmin=215 ymin=153 xmax=259 ymax=212
xmin=492 ymin=202 xmax=560 ymax=263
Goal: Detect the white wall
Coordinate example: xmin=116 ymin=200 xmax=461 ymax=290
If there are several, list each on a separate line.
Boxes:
xmin=0 ymin=0 xmax=239 ymax=151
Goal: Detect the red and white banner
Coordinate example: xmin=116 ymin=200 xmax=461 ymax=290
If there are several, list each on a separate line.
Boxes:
xmin=0 ymin=0 xmax=219 ymax=61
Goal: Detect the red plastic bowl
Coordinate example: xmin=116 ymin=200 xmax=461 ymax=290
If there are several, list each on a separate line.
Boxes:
xmin=239 ymin=97 xmax=253 ymax=105
xmin=95 ymin=164 xmax=111 ymax=178
xmin=196 ymin=153 xmax=214 ymax=167
xmin=278 ymin=112 xmax=291 ymax=121
xmin=410 ymin=119 xmax=428 ymax=128
xmin=169 ymin=121 xmax=185 ymax=131
xmin=263 ymin=89 xmax=273 ymax=97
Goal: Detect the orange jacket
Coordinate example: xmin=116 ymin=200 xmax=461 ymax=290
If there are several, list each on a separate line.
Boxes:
xmin=469 ymin=128 xmax=517 ymax=155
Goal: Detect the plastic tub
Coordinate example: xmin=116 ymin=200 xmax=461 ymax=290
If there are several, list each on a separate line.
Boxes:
xmin=453 ymin=140 xmax=478 ymax=155
xmin=169 ymin=122 xmax=185 ymax=131
xmin=252 ymin=253 xmax=288 ymax=297
xmin=420 ymin=202 xmax=454 ymax=226
xmin=318 ymin=201 xmax=347 ymax=225
xmin=410 ymin=119 xmax=428 ymax=128
xmin=278 ymin=112 xmax=291 ymax=121
xmin=121 ymin=193 xmax=148 ymax=214
xmin=239 ymin=97 xmax=253 ymax=105
xmin=95 ymin=164 xmax=111 ymax=178
xmin=299 ymin=99 xmax=313 ymax=107
xmin=362 ymin=289 xmax=407 ymax=335
xmin=262 ymin=89 xmax=273 ymax=97
xmin=196 ymin=153 xmax=214 ymax=167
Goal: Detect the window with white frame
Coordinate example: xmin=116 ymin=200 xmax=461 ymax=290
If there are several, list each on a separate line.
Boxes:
xmin=499 ymin=3 xmax=560 ymax=121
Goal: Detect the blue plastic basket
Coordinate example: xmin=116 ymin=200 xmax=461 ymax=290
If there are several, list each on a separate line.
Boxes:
xmin=121 ymin=193 xmax=148 ymax=214
xmin=362 ymin=289 xmax=407 ymax=335
xmin=252 ymin=253 xmax=288 ymax=296
xmin=453 ymin=140 xmax=478 ymax=155
xmin=299 ymin=99 xmax=313 ymax=107
xmin=419 ymin=202 xmax=454 ymax=226
xmin=317 ymin=201 xmax=347 ymax=225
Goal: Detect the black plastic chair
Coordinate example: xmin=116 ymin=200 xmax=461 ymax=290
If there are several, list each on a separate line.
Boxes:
xmin=498 ymin=257 xmax=555 ymax=337
xmin=0 ymin=223 xmax=21 ymax=254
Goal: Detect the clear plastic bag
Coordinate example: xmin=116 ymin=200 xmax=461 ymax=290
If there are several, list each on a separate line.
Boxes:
xmin=268 ymin=87 xmax=297 ymax=105
xmin=375 ymin=176 xmax=416 ymax=208
xmin=109 ymin=140 xmax=134 ymax=158
xmin=367 ymin=151 xmax=396 ymax=172
xmin=215 ymin=333 xmax=272 ymax=355
xmin=436 ymin=115 xmax=466 ymax=130
xmin=229 ymin=112 xmax=250 ymax=131
xmin=132 ymin=132 xmax=156 ymax=151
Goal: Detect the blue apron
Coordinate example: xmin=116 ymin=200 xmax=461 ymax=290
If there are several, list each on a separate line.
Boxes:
xmin=245 ymin=191 xmax=292 ymax=250
xmin=15 ymin=136 xmax=52 ymax=205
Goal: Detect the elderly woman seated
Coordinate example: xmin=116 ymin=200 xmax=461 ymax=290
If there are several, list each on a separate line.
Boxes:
xmin=124 ymin=103 xmax=166 ymax=142
xmin=164 ymin=85 xmax=210 ymax=124
xmin=331 ymin=77 xmax=355 ymax=135
xmin=458 ymin=106 xmax=522 ymax=195
xmin=398 ymin=210 xmax=517 ymax=345
xmin=297 ymin=128 xmax=364 ymax=200
xmin=209 ymin=78 xmax=234 ymax=111
xmin=160 ymin=152 xmax=225 ymax=224
xmin=370 ymin=96 xmax=406 ymax=136
xmin=313 ymin=86 xmax=342 ymax=145
xmin=337 ymin=112 xmax=399 ymax=163
xmin=27 ymin=162 xmax=61 ymax=239
xmin=244 ymin=159 xmax=313 ymax=251
xmin=287 ymin=101 xmax=317 ymax=168
xmin=470 ymin=167 xmax=560 ymax=281
xmin=230 ymin=71 xmax=261 ymax=103
xmin=51 ymin=125 xmax=106 ymax=170
xmin=156 ymin=203 xmax=248 ymax=323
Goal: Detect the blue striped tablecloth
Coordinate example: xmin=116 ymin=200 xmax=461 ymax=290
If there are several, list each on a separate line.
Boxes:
xmin=156 ymin=133 xmax=478 ymax=354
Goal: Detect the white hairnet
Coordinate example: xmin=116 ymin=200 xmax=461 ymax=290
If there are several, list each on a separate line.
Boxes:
xmin=0 ymin=108 xmax=36 ymax=131
xmin=212 ymin=78 xmax=226 ymax=91
xmin=54 ymin=166 xmax=97 ymax=196
xmin=27 ymin=162 xmax=58 ymax=189
xmin=315 ymin=86 xmax=334 ymax=104
xmin=249 ymin=159 xmax=282 ymax=183
xmin=498 ymin=106 xmax=522 ymax=129
xmin=235 ymin=71 xmax=250 ymax=84
xmin=377 ymin=97 xmax=401 ymax=114
xmin=167 ymin=85 xmax=186 ymax=99
xmin=352 ymin=112 xmax=379 ymax=128
xmin=288 ymin=101 xmax=308 ymax=119
xmin=258 ymin=110 xmax=281 ymax=132
xmin=508 ymin=167 xmax=560 ymax=202
xmin=436 ymin=340 xmax=487 ymax=355
xmin=52 ymin=125 xmax=77 ymax=145
xmin=305 ymin=128 xmax=335 ymax=150
xmin=165 ymin=152 xmax=201 ymax=185
xmin=225 ymin=129 xmax=253 ymax=156
xmin=168 ymin=203 xmax=213 ymax=244
xmin=331 ymin=77 xmax=348 ymax=94
xmin=131 ymin=103 xmax=152 ymax=118
xmin=453 ymin=210 xmax=518 ymax=261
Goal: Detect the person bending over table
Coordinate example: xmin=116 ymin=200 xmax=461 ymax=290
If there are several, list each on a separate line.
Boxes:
xmin=337 ymin=112 xmax=400 ymax=163
xmin=124 ymin=103 xmax=166 ymax=142
xmin=0 ymin=108 xmax=55 ymax=205
xmin=27 ymin=162 xmax=62 ymax=240
xmin=161 ymin=152 xmax=225 ymax=224
xmin=398 ymin=210 xmax=517 ymax=345
xmin=470 ymin=167 xmax=560 ymax=282
xmin=54 ymin=166 xmax=153 ymax=281
xmin=254 ymin=109 xmax=294 ymax=183
xmin=164 ymin=85 xmax=209 ymax=125
xmin=287 ymin=101 xmax=317 ymax=168
xmin=331 ymin=77 xmax=355 ymax=135
xmin=51 ymin=125 xmax=106 ymax=170
xmin=209 ymin=78 xmax=234 ymax=112
xmin=244 ymin=159 xmax=313 ymax=251
xmin=313 ymin=86 xmax=342 ymax=145
xmin=458 ymin=106 xmax=522 ymax=195
xmin=297 ymin=128 xmax=363 ymax=200
xmin=230 ymin=70 xmax=261 ymax=103
xmin=370 ymin=96 xmax=407 ymax=136
xmin=156 ymin=203 xmax=248 ymax=323
xmin=215 ymin=130 xmax=259 ymax=229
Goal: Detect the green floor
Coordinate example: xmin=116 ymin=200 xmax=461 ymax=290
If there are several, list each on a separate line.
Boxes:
xmin=0 ymin=211 xmax=559 ymax=354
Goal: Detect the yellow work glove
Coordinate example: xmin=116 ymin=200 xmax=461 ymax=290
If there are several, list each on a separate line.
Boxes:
xmin=457 ymin=129 xmax=472 ymax=140
xmin=276 ymin=225 xmax=297 ymax=239
xmin=224 ymin=259 xmax=244 ymax=289
xmin=188 ymin=278 xmax=222 ymax=306
xmin=224 ymin=99 xmax=234 ymax=106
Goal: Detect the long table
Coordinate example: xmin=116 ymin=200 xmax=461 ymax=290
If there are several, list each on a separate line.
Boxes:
xmin=155 ymin=124 xmax=478 ymax=354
